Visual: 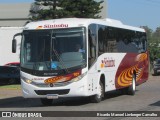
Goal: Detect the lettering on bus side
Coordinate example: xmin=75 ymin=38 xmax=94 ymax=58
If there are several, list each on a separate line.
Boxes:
xmin=101 ymin=58 xmax=115 ymax=68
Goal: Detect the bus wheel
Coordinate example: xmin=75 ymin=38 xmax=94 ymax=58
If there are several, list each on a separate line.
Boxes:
xmin=40 ymin=98 xmax=53 ymax=106
xmin=127 ymin=75 xmax=136 ymax=95
xmin=91 ymin=81 xmax=104 ymax=103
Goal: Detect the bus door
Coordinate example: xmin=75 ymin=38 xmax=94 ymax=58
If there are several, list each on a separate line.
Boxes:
xmin=87 ymin=24 xmax=99 ymax=95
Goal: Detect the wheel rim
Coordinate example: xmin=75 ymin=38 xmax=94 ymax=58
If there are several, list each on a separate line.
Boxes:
xmin=97 ymin=83 xmax=102 ymax=99
xmin=132 ymin=77 xmax=136 ymax=91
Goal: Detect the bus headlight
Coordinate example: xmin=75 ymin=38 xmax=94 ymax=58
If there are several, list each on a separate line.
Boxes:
xmin=70 ymin=72 xmax=87 ymax=82
xmin=26 ymin=79 xmax=33 ymax=84
xmin=22 ymin=77 xmax=33 ymax=84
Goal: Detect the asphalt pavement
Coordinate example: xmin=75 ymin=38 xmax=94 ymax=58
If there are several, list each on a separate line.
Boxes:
xmin=0 ymin=75 xmax=160 ymax=120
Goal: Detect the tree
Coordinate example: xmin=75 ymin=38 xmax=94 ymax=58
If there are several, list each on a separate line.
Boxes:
xmin=61 ymin=0 xmax=104 ymax=18
xmin=141 ymin=26 xmax=160 ymax=62
xmin=29 ymin=0 xmax=104 ymax=20
xmin=152 ymin=27 xmax=160 ymax=46
xmin=29 ymin=0 xmax=64 ymax=20
xmin=152 ymin=27 xmax=160 ymax=59
xmin=140 ymin=26 xmax=153 ymax=42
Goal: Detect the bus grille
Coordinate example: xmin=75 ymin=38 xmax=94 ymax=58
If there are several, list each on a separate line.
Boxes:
xmin=32 ymin=82 xmax=71 ymax=87
xmin=34 ymin=89 xmax=70 ymax=95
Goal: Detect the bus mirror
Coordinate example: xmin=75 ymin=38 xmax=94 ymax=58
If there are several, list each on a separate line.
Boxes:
xmin=12 ymin=32 xmax=22 ymax=53
xmin=12 ymin=39 xmax=17 ymax=53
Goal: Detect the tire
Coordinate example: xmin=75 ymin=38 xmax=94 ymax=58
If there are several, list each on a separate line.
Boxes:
xmin=90 ymin=81 xmax=104 ymax=103
xmin=40 ymin=98 xmax=53 ymax=106
xmin=127 ymin=75 xmax=136 ymax=95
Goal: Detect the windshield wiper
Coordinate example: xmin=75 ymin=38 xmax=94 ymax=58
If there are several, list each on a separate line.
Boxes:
xmin=51 ymin=34 xmax=70 ymax=74
xmin=52 ymin=48 xmax=70 ymax=74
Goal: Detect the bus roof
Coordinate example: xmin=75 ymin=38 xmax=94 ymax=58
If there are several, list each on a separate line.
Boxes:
xmin=25 ymin=18 xmax=145 ymax=32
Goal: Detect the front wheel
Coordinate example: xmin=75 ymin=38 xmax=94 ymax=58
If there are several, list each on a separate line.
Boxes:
xmin=90 ymin=81 xmax=104 ymax=103
xmin=40 ymin=98 xmax=53 ymax=106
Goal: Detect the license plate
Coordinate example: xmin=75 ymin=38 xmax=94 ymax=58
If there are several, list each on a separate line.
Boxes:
xmin=47 ymin=94 xmax=58 ymax=99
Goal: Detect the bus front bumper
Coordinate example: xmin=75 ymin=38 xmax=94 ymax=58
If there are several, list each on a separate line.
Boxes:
xmin=21 ymin=77 xmax=88 ymax=99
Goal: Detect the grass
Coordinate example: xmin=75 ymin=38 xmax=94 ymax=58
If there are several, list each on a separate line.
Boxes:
xmin=0 ymin=84 xmax=21 ymax=90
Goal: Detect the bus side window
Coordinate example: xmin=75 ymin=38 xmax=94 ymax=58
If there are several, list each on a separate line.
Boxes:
xmin=89 ymin=34 xmax=96 ymax=58
xmin=141 ymin=33 xmax=147 ymax=53
xmin=88 ymin=24 xmax=97 ymax=68
xmin=88 ymin=31 xmax=96 ymax=57
xmin=91 ymin=46 xmax=96 ymax=58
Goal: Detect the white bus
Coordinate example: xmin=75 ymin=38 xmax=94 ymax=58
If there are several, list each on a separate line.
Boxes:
xmin=12 ymin=18 xmax=149 ymax=105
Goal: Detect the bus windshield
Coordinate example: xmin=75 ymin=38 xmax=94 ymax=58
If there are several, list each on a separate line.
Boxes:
xmin=21 ymin=27 xmax=86 ymax=73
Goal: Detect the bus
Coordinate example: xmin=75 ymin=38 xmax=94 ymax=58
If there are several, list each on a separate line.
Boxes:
xmin=12 ymin=18 xmax=149 ymax=105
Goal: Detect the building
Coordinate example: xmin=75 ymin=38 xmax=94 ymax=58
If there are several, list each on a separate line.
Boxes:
xmin=0 ymin=3 xmax=30 ymax=27
xmin=0 ymin=0 xmax=107 ymax=27
xmin=96 ymin=0 xmax=107 ymax=18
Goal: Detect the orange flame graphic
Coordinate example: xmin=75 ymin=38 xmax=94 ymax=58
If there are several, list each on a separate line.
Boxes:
xmin=117 ymin=53 xmax=147 ymax=87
